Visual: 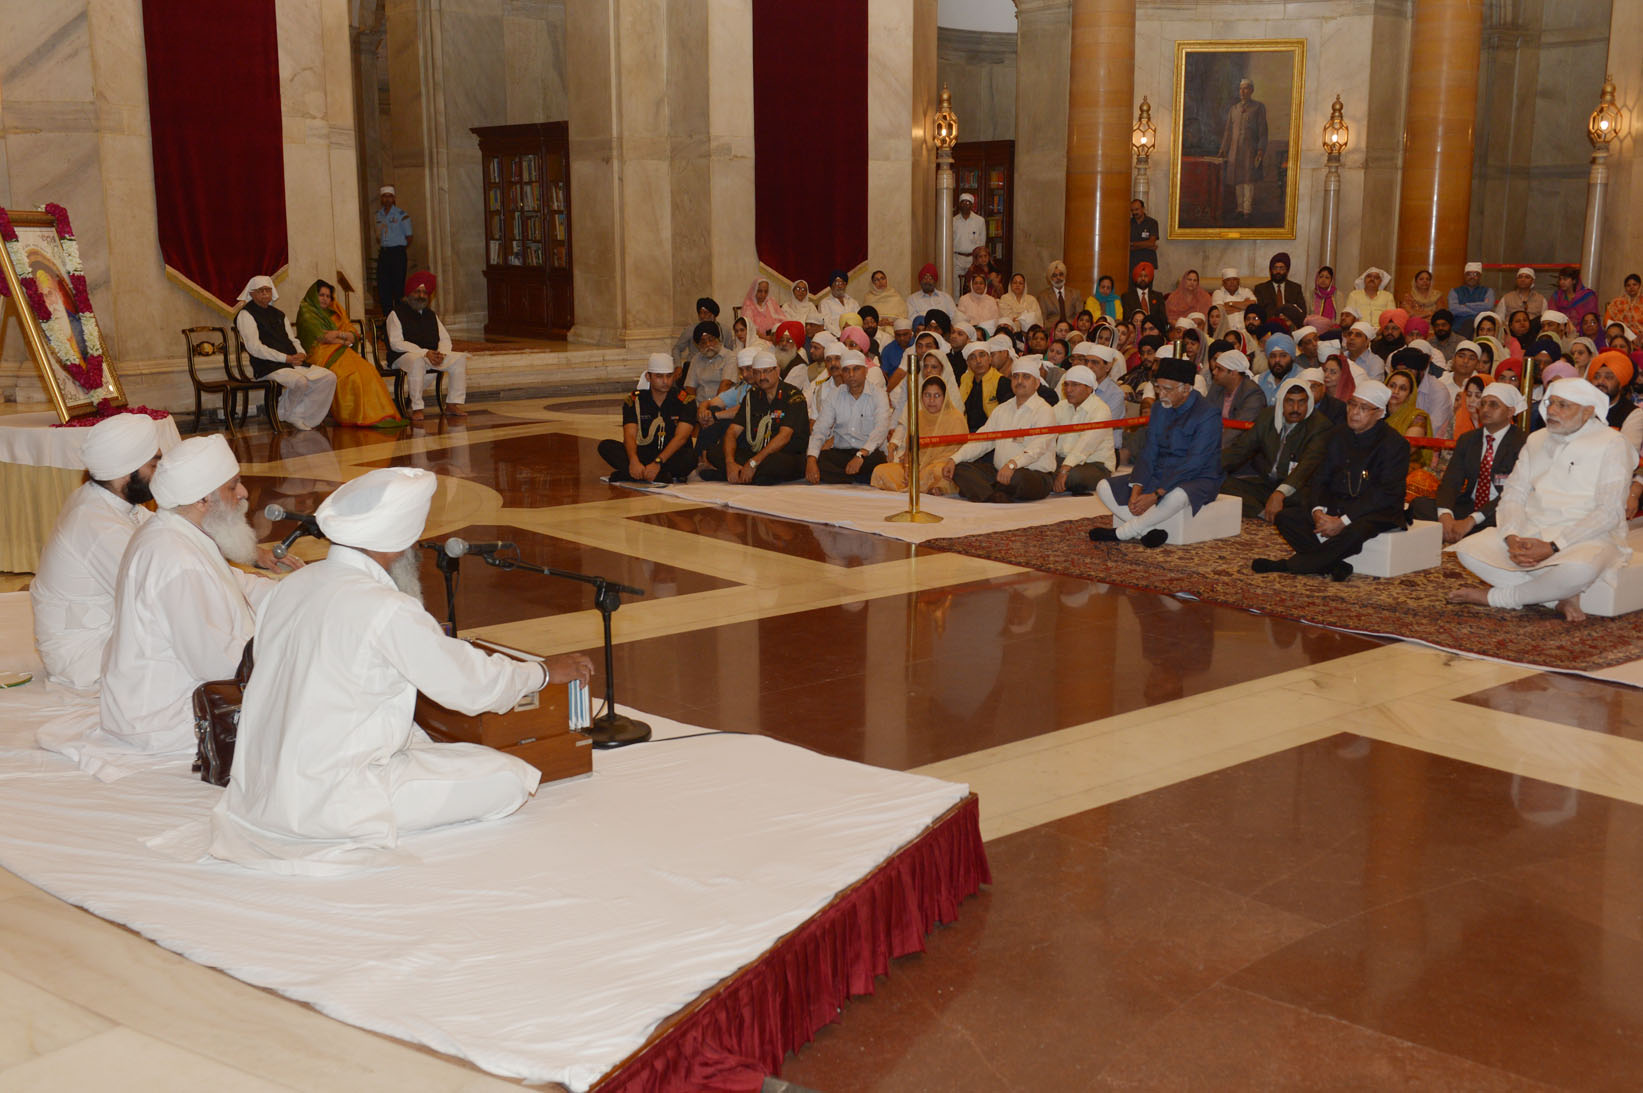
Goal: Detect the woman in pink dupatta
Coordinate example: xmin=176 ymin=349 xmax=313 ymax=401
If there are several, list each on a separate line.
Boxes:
xmin=740 ymin=277 xmax=787 ymax=337
xmin=1312 ymin=266 xmax=1338 ymax=321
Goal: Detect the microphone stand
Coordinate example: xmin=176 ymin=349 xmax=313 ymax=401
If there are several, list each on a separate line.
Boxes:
xmin=477 ymin=552 xmax=651 ymax=748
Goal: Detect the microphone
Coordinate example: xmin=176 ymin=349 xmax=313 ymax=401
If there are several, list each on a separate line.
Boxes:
xmin=265 ymin=504 xmax=326 ymax=560
xmin=443 ymin=537 xmax=515 ymax=559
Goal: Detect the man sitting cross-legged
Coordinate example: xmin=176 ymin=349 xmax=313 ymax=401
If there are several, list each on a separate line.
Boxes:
xmin=1251 ymin=380 xmax=1409 ymax=581
xmin=1450 ymin=377 xmax=1634 ymax=622
xmin=941 ymin=356 xmax=1057 ymax=503
xmin=701 ymin=350 xmax=810 ymax=484
xmin=805 ymin=349 xmax=891 ymax=484
xmin=1407 ymin=382 xmax=1526 ymax=544
xmin=598 ymin=353 xmax=698 ymax=484
xmin=1090 ymin=356 xmax=1223 ymax=547
xmin=1220 ymin=376 xmax=1330 ymax=522
xmin=1051 ymin=363 xmax=1116 ymax=496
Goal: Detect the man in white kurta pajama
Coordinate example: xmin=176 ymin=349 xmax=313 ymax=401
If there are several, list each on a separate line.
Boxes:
xmin=233 ymin=275 xmax=336 ymax=431
xmin=30 ymin=414 xmax=162 ymax=692
xmin=210 ymin=468 xmax=593 ymax=874
xmin=1452 ymin=377 xmax=1634 ymax=622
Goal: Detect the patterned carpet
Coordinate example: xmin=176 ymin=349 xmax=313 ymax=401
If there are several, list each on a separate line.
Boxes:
xmin=932 ymin=515 xmax=1643 ymax=674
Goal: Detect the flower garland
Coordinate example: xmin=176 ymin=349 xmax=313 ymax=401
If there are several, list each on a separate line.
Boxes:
xmin=49 ymin=401 xmax=170 ymax=429
xmin=0 ymin=204 xmax=107 ymax=393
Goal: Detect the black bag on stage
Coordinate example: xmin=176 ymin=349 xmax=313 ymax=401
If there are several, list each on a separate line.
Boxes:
xmin=191 ymin=640 xmax=254 ymax=787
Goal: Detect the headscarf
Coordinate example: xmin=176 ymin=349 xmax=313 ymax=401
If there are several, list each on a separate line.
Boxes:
xmin=1166 ymin=270 xmax=1212 ymax=323
xmin=1271 ymin=375 xmax=1315 ymax=433
xmin=909 ymin=375 xmax=969 ymax=466
xmin=236 ymin=275 xmax=278 ymax=303
xmin=1545 ymin=377 xmax=1610 ymax=416
xmin=740 ymin=277 xmax=785 ymax=334
xmin=151 ymin=434 xmax=238 ymax=509
xmin=1589 ymin=349 xmax=1635 ymax=388
xmin=784 ymin=282 xmax=821 ymax=325
xmin=862 ymin=273 xmax=908 ymax=322
xmin=1353 ymin=267 xmax=1392 ymax=294
xmin=81 ymin=413 xmax=161 ymax=480
xmin=1405 ymin=270 xmax=1441 ymax=312
xmin=295 ymin=280 xmax=347 ymax=364
xmin=316 ymin=467 xmax=438 ymax=553
xmin=1325 ymin=353 xmax=1355 ymax=402
xmin=1312 ymin=267 xmax=1337 ymax=319
xmin=405 ymin=271 xmax=437 ymax=296
xmin=1092 ymin=279 xmax=1121 ymax=319
xmin=1383 ymin=367 xmax=1429 ymax=439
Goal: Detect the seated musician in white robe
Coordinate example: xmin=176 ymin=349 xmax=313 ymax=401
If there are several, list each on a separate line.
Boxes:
xmin=87 ymin=435 xmax=285 ymax=766
xmin=233 ymin=275 xmax=337 ymax=431
xmin=209 ymin=468 xmax=593 ymax=874
xmin=1451 ymin=377 xmax=1634 ymax=623
xmin=30 ymin=414 xmax=162 ymax=692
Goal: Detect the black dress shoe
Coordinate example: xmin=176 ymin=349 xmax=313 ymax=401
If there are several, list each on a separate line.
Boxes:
xmin=1328 ymin=561 xmax=1354 ymax=582
xmin=1088 ymin=527 xmax=1119 ymax=543
xmin=1250 ymin=558 xmax=1285 ymax=574
xmin=1140 ymin=529 xmax=1169 ymax=549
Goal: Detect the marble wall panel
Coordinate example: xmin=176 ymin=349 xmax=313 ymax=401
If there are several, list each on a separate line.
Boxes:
xmin=1012 ymin=0 xmax=1070 ymax=291
xmin=1596 ymin=0 xmax=1643 ymax=295
xmin=277 ymin=0 xmax=329 ymax=122
xmin=565 ymin=0 xmax=621 ymax=342
xmin=705 ymin=0 xmax=756 ymax=306
xmin=937 ymin=28 xmax=1016 ymax=143
xmin=0 ymin=4 xmax=94 ymax=106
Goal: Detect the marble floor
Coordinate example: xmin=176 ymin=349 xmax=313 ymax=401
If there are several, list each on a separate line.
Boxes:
xmin=2 ymin=396 xmax=1640 ymax=1090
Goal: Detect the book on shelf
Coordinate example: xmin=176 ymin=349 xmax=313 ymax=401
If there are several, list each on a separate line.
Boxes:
xmin=488 ymin=240 xmax=501 ymax=265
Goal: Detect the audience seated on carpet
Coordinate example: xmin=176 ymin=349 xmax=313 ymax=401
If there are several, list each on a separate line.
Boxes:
xmin=1050 ymin=363 xmax=1116 ymax=496
xmin=386 ymin=272 xmax=468 ymax=422
xmin=957 ymin=342 xmax=1010 ymax=432
xmin=600 ymin=354 xmax=698 ymax=485
xmin=1451 ymin=378 xmax=1634 ymax=622
xmin=943 ymin=357 xmax=1057 ymax=503
xmin=95 ymin=435 xmax=293 ymax=759
xmin=683 ymin=319 xmax=736 ymax=403
xmin=672 ymin=297 xmax=735 ymax=366
xmin=1252 ymin=380 xmax=1410 ymax=581
xmin=694 ymin=347 xmax=758 ymax=467
xmin=806 ymin=350 xmax=891 ymax=485
xmin=1383 ymin=364 xmax=1439 ymax=499
xmin=1070 ymin=341 xmax=1127 ymax=423
xmin=1209 ymin=346 xmax=1266 ymax=446
xmin=701 ymin=351 xmax=809 ymax=485
xmin=1091 ymin=356 xmax=1223 ymax=548
xmin=1220 ymin=376 xmax=1330 ymax=522
xmin=210 ymin=468 xmax=594 ymax=875
xmin=874 ymin=373 xmax=966 ymax=497
xmin=1409 ymin=382 xmax=1527 ymax=544
xmin=30 ymin=414 xmax=163 ymax=692
xmin=233 ymin=275 xmax=337 ymax=431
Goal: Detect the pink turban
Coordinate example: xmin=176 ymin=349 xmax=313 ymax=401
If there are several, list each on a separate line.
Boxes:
xmin=840 ymin=326 xmax=871 ymax=354
xmin=1403 ymin=315 xmax=1431 ymax=339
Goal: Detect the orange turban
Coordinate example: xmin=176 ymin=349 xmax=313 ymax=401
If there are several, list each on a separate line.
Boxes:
xmin=1589 ymin=350 xmax=1634 ymax=388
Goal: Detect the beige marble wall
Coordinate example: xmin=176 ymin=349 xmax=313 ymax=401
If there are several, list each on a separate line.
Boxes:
xmin=937 ymin=27 xmax=1016 ymax=143
xmin=1598 ymin=1 xmax=1643 ymax=298
xmin=1 ymin=0 xmax=362 ymax=406
xmin=1013 ymin=0 xmax=1070 ymax=292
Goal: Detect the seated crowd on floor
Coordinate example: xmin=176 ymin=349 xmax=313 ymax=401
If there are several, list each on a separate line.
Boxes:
xmin=601 ymin=251 xmax=1643 ymax=621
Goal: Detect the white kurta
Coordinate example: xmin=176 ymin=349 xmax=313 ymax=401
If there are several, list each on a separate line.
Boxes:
xmin=998 ymin=291 xmax=1043 ymax=331
xmin=952 ymin=394 xmax=1057 ymax=472
xmin=209 ymin=547 xmax=545 ymax=875
xmin=817 ymin=293 xmax=860 ymax=336
xmin=233 ymin=309 xmax=337 ymax=430
xmin=953 ymin=212 xmax=986 ymax=260
xmin=386 ymin=310 xmax=469 ymax=410
xmin=96 ymin=510 xmax=273 ymax=757
xmin=1054 ymin=394 xmax=1116 ymax=473
xmin=30 ymin=482 xmax=151 ymax=691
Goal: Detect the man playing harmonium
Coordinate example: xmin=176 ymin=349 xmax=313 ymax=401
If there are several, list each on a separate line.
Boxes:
xmin=210 ymin=468 xmax=593 ymax=874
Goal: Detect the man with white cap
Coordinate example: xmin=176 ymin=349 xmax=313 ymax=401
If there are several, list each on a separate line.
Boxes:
xmin=953 ymin=193 xmax=985 ymax=274
xmin=1498 ymin=267 xmax=1547 ymax=325
xmin=943 ymin=356 xmax=1057 ymax=503
xmin=1251 ymin=379 xmax=1411 ymax=580
xmin=1451 ymin=377 xmax=1634 ymax=622
xmin=1211 ymin=269 xmax=1254 ymax=332
xmin=31 ymin=414 xmax=164 ymax=691
xmin=234 ymin=276 xmax=338 ymax=431
xmin=1539 ymin=309 xmax=1571 ymax=349
xmin=1447 ymin=261 xmax=1496 ymax=336
xmin=599 ymin=353 xmax=697 ymax=484
xmin=1221 ymin=375 xmax=1330 ymax=522
xmin=1344 ymin=320 xmax=1385 ymax=380
xmin=209 ymin=468 xmax=592 ymax=874
xmin=1209 ymin=345 xmax=1267 ymax=446
xmin=704 ymin=350 xmax=810 ymax=484
xmin=96 ymin=435 xmax=282 ymax=759
xmin=1408 ymin=382 xmax=1526 ymax=543
xmin=805 ymin=349 xmax=890 ymax=484
xmin=1071 ymin=341 xmax=1127 ymax=423
xmin=374 ymin=183 xmax=412 ymax=316
xmin=1051 ymin=362 xmax=1116 ymax=496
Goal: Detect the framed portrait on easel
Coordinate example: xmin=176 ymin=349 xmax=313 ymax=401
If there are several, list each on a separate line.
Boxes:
xmin=0 ymin=205 xmax=127 ymax=422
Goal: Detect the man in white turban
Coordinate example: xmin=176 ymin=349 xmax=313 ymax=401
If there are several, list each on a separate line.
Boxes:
xmin=31 ymin=414 xmax=164 ymax=691
xmin=1451 ymin=377 xmax=1634 ymax=622
xmin=233 ymin=275 xmax=338 ymax=431
xmin=87 ymin=435 xmax=285 ymax=766
xmin=209 ymin=468 xmax=593 ymax=874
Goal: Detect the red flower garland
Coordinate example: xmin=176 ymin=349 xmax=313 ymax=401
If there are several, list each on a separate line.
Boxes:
xmin=0 ymin=205 xmax=106 ymax=391
xmin=50 ymin=401 xmax=170 ymax=428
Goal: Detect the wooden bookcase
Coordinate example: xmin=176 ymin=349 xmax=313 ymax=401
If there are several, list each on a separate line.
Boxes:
xmin=472 ymin=122 xmax=573 ymax=338
xmin=952 ymin=140 xmax=1014 ymax=279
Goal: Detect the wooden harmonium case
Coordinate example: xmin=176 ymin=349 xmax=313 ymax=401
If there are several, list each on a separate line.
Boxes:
xmin=415 ymin=640 xmax=592 ymax=786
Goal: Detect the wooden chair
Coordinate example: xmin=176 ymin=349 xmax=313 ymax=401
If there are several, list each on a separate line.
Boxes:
xmin=182 ymin=327 xmax=277 ymax=436
xmin=355 ymin=318 xmax=407 ymax=413
xmin=227 ymin=326 xmax=286 ymax=432
xmin=368 ymin=315 xmax=444 ymax=417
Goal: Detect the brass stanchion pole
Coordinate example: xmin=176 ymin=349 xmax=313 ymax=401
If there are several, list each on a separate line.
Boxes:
xmin=886 ymin=378 xmax=941 ymax=524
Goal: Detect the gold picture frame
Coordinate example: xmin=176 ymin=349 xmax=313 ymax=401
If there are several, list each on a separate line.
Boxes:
xmin=1168 ymin=39 xmax=1306 ymax=240
xmin=0 ymin=207 xmax=127 ymax=421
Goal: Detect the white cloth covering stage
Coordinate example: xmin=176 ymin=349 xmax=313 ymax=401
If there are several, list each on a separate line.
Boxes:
xmin=619 ymin=479 xmax=1114 ymax=544
xmin=0 ymin=411 xmax=182 ymax=470
xmin=0 ymin=592 xmax=969 ymax=1090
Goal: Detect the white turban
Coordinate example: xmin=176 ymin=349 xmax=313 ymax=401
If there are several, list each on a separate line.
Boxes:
xmin=1298 ymin=367 xmax=1326 ymax=386
xmin=81 ymin=413 xmax=160 ymax=481
xmin=1541 ymin=310 xmax=1569 ymax=326
xmin=1070 ymin=340 xmax=1100 ymax=358
xmin=1061 ymin=364 xmax=1097 ymax=389
xmin=963 ymin=342 xmax=992 ymax=359
xmin=1317 ymin=340 xmax=1343 ymax=359
xmin=151 ymin=434 xmax=239 ymax=509
xmin=1454 ymin=340 xmax=1482 ymax=359
xmin=316 ymin=467 xmax=438 ymax=553
xmin=648 ymin=352 xmax=675 ymax=374
xmin=986 ymin=333 xmax=1013 ymax=351
xmin=752 ymin=350 xmax=779 ymax=371
xmin=1350 ymin=321 xmax=1376 ymax=338
xmin=1545 ymin=377 xmax=1609 ymax=416
xmin=236 ymin=275 xmax=278 ymax=303
xmin=892 ymin=317 xmax=912 ymax=331
xmin=1481 ymin=382 xmax=1526 ymax=413
xmin=954 ymin=321 xmax=978 ymax=340
xmin=734 ymin=347 xmax=759 ymax=370
xmin=1092 ymin=344 xmax=1124 ymax=368
xmin=839 ymin=349 xmax=867 ymax=368
xmin=1219 ymin=267 xmax=1239 ymax=279
xmin=1352 ymin=379 xmax=1392 ymax=411
xmin=1215 ymin=349 xmax=1252 ymax=375
xmin=379 ymin=184 xmax=396 ymax=196
xmin=1012 ymin=355 xmax=1046 ymax=377
xmin=1464 ymin=261 xmax=1484 ymax=274
xmin=1173 ymin=317 xmax=1197 ymax=332
xmin=1516 ymin=266 xmax=1534 ymax=278
xmin=958 ymin=192 xmax=977 ymax=204
xmin=1293 ymin=325 xmax=1318 ymax=343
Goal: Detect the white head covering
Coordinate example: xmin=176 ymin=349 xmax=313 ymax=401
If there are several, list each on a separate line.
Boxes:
xmin=1011 ymin=355 xmax=1046 ymax=377
xmin=236 ymin=275 xmax=278 ymax=303
xmin=1215 ymin=349 xmax=1252 ymax=375
xmin=1298 ymin=367 xmax=1327 ymax=387
xmin=1516 ymin=266 xmax=1534 ymax=279
xmin=316 ymin=467 xmax=437 ymax=553
xmin=1092 ymin=344 xmax=1124 ymax=369
xmin=839 ymin=349 xmax=867 ymax=369
xmin=1187 ymin=311 xmax=1207 ymax=326
xmin=1272 ymin=375 xmax=1315 ymax=431
xmin=1481 ymin=382 xmax=1527 ymax=413
xmin=963 ymin=342 xmax=992 ymax=360
xmin=1474 ymin=310 xmax=1502 ymax=329
xmin=1173 ymin=317 xmax=1197 ymax=332
xmin=1219 ymin=267 xmax=1239 ymax=280
xmin=1349 ymin=361 xmax=1370 ymax=385
xmin=150 ymin=434 xmax=239 ymax=509
xmin=954 ymin=320 xmax=978 ymax=340
xmin=379 ymin=184 xmax=396 ymax=196
xmin=1541 ymin=310 xmax=1569 ymax=326
xmin=1294 ymin=325 xmax=1318 ymax=343
xmin=1351 ymin=379 xmax=1392 ymax=412
xmin=1069 ymin=340 xmax=1101 ymax=358
xmin=1350 ymin=321 xmax=1376 ymax=339
xmin=752 ymin=350 xmax=780 ymax=371
xmin=734 ymin=347 xmax=760 ymax=370
xmin=81 ymin=414 xmax=160 ymax=481
xmin=1354 ymin=267 xmax=1391 ymax=291
xmin=1061 ymin=364 xmax=1097 ymax=389
xmin=986 ymin=333 xmax=1013 ymax=352
xmin=1454 ymin=340 xmax=1483 ymax=359
xmin=648 ymin=352 xmax=676 ymax=374
xmin=1464 ymin=261 xmax=1484 ymax=275
xmin=1317 ymin=340 xmax=1343 ymax=359
xmin=1571 ymin=336 xmax=1599 ymax=358
xmin=958 ymin=192 xmax=977 ymax=205
xmin=892 ymin=316 xmax=912 ymax=331
xmin=1544 ymin=377 xmax=1609 ymax=416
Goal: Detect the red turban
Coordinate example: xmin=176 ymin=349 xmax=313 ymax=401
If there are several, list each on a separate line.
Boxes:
xmin=1132 ymin=261 xmax=1154 ymax=278
xmin=1590 ymin=349 xmax=1635 ymax=388
xmin=406 ymin=271 xmax=437 ymax=296
xmin=918 ymin=262 xmax=939 ymax=281
xmin=774 ymin=320 xmax=804 ymax=346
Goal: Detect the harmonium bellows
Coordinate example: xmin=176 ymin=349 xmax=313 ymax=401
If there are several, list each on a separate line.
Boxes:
xmin=415 ymin=641 xmax=592 ymax=785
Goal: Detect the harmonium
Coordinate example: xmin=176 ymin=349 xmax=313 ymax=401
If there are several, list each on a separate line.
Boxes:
xmin=415 ymin=640 xmax=592 ymax=786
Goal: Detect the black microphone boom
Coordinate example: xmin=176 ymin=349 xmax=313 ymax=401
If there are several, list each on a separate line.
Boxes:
xmin=443 ymin=537 xmax=515 ymax=559
xmin=264 ymin=504 xmax=326 ymax=560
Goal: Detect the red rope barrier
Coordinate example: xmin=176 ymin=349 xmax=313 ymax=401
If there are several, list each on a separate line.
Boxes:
xmin=919 ymin=415 xmax=1460 ymax=450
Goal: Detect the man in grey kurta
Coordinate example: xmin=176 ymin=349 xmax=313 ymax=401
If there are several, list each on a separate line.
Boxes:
xmin=1218 ymin=78 xmax=1268 ymax=222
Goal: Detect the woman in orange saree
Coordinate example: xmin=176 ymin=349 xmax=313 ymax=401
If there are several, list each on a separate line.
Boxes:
xmin=295 ymin=280 xmax=405 ymax=427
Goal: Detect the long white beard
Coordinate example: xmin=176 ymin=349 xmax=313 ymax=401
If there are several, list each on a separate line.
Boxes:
xmin=387 ymin=549 xmax=424 ymax=605
xmin=201 ymin=496 xmax=259 ymax=566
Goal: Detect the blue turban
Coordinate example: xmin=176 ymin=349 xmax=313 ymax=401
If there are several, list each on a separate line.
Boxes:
xmin=1265 ymin=333 xmax=1296 ymax=358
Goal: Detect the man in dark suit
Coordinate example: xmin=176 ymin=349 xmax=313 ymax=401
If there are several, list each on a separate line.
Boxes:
xmin=1252 ymin=252 xmax=1305 ymax=317
xmin=1120 ymin=261 xmax=1168 ymax=332
xmin=1252 ymin=379 xmax=1411 ymax=581
xmin=1407 ymin=382 xmax=1526 ymax=544
xmin=1221 ymin=376 xmax=1331 ymax=521
xmin=1037 ymin=260 xmax=1075 ymax=329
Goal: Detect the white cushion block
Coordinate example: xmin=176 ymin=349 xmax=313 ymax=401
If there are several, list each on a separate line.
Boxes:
xmin=1580 ymin=528 xmax=1643 ymax=616
xmin=1159 ymin=494 xmax=1242 ymax=545
xmin=1345 ymin=519 xmax=1442 ymax=578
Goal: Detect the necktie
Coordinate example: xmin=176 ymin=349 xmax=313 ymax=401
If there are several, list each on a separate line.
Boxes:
xmin=1139 ymin=290 xmax=1148 ymax=309
xmin=1057 ymin=290 xmax=1064 ymax=315
xmin=1272 ymin=425 xmax=1295 ymax=481
xmin=1474 ymin=433 xmax=1496 ymax=511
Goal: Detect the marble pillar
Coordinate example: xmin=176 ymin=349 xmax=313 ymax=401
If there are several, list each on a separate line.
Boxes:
xmin=1013 ymin=0 xmax=1071 ymax=291
xmin=867 ymin=0 xmax=937 ymax=296
xmin=1394 ymin=0 xmax=1483 ymax=294
xmin=1063 ymin=0 xmax=1134 ymax=293
xmin=1598 ymin=2 xmax=1643 ymax=296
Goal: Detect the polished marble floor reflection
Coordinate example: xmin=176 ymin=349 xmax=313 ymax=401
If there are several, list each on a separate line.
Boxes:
xmin=4 ymin=397 xmax=1642 ymax=1089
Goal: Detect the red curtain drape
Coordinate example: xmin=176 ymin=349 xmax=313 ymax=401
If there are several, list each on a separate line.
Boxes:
xmin=142 ymin=0 xmax=287 ymax=311
xmin=750 ymin=0 xmax=868 ymax=285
